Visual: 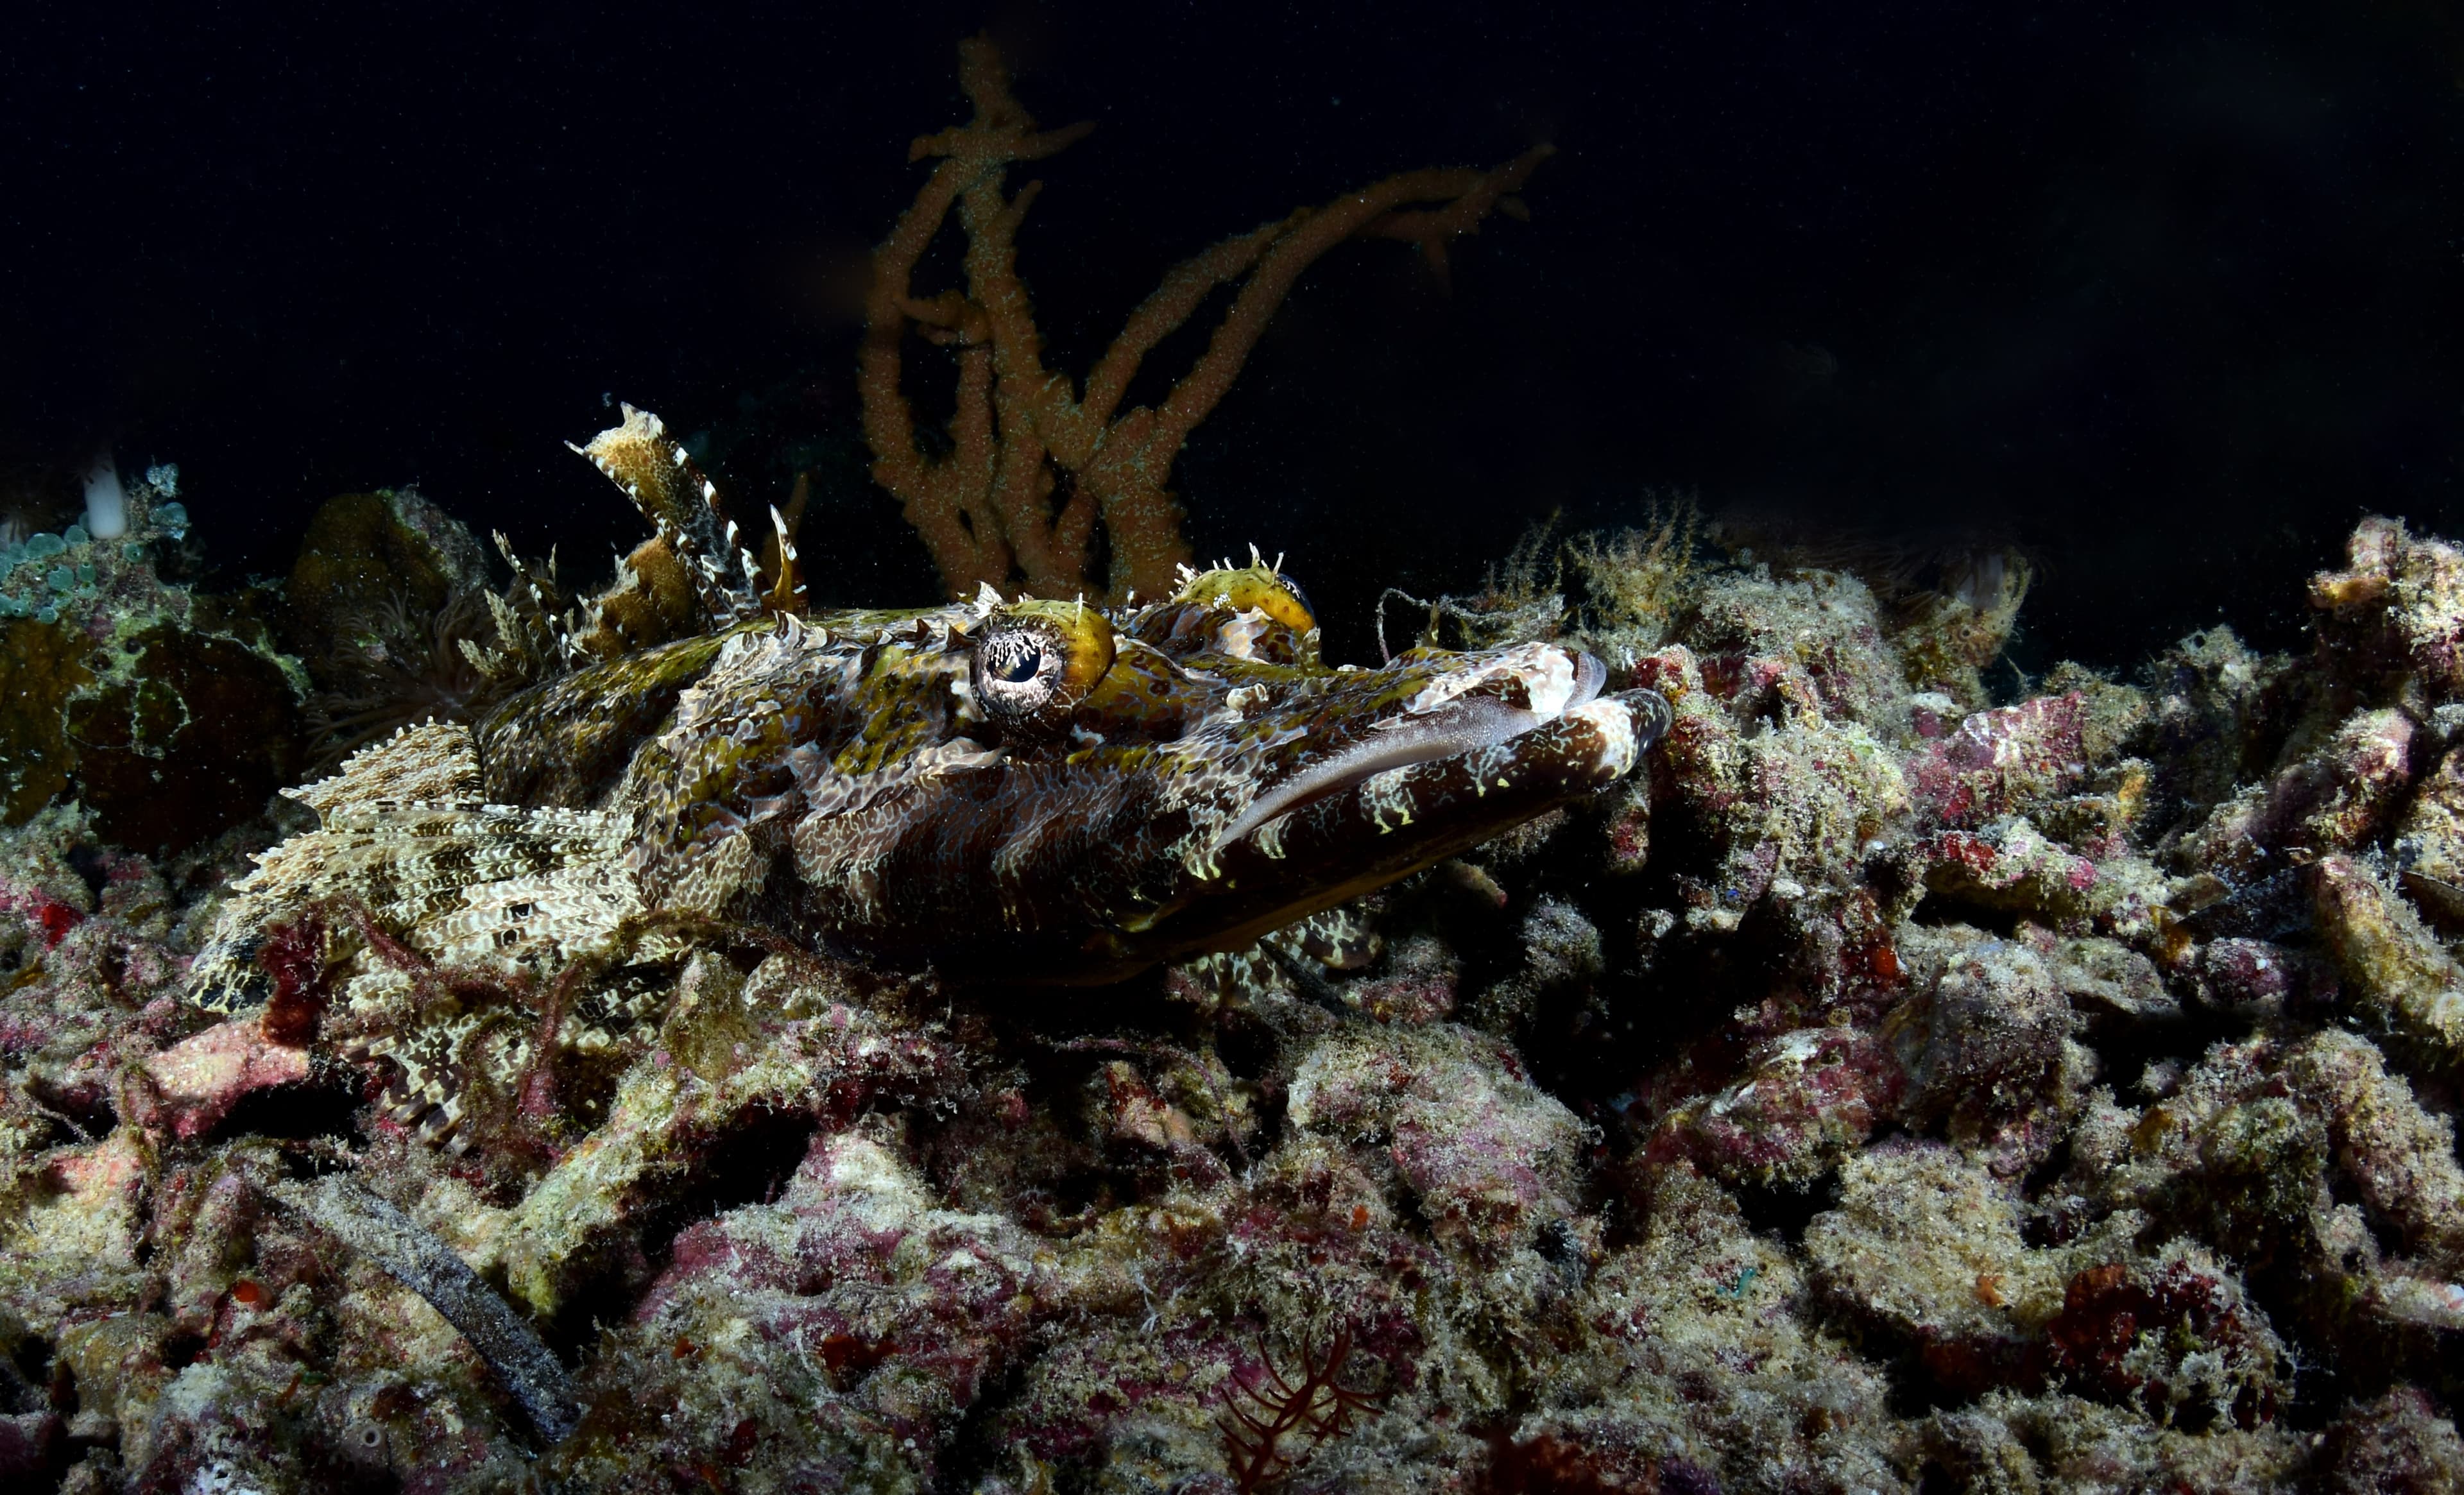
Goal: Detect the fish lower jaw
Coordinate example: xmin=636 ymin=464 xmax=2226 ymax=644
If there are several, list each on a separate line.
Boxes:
xmin=1205 ymin=654 xmax=1621 ymax=854
xmin=1172 ymin=689 xmax=1670 ymax=948
xmin=1566 ymin=695 xmax=1644 ymax=779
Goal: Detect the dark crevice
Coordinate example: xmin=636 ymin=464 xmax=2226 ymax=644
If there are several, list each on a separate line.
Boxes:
xmin=638 ymin=1109 xmax=822 ymax=1264
xmin=936 ymin=1344 xmax=1046 ymax=1490
xmin=19 ymin=1079 xmax=114 ymax=1143
xmin=160 ymin=1332 xmax=208 ymax=1372
xmin=1906 ymin=895 xmax=2021 ymax=936
xmin=63 ymin=844 xmax=111 ymax=905
xmin=214 ymin=1075 xmax=363 ymax=1141
xmin=1727 ymin=1177 xmax=1835 ymax=1247
xmin=537 ymin=1108 xmax=823 ymax=1362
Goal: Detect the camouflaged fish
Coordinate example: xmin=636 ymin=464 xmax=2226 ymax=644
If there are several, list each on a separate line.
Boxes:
xmin=193 ymin=407 xmax=1667 ymax=1134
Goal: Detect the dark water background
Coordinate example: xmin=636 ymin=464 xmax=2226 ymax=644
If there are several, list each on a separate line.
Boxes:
xmin=4 ymin=1 xmax=2459 ymax=672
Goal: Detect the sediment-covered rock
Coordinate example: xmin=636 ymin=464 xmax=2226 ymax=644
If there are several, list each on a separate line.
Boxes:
xmin=6 ymin=513 xmax=2464 ymax=1491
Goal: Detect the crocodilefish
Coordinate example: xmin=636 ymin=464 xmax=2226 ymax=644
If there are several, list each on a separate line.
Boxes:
xmin=192 ymin=407 xmax=1666 ymax=1138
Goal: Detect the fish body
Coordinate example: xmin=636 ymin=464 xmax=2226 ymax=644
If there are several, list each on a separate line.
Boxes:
xmin=475 ymin=587 xmax=1659 ymax=984
xmin=199 ymin=408 xmax=1670 ymax=999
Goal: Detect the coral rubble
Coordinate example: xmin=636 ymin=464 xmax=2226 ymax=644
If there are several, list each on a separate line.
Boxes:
xmin=8 ymin=502 xmax=2463 ymax=1491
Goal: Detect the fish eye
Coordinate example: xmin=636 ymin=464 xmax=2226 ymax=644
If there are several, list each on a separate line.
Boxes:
xmin=972 ymin=601 xmax=1115 ymax=735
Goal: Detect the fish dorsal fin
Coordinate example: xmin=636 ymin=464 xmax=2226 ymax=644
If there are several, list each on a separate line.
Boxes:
xmin=570 ymin=404 xmax=764 ymax=628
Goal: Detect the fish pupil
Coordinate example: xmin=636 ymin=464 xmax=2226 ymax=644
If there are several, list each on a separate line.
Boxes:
xmin=993 ymin=643 xmax=1042 ymax=683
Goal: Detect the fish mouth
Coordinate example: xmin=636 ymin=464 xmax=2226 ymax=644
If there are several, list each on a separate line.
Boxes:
xmin=1209 ymin=644 xmax=1610 ymax=853
xmin=1134 ymin=656 xmax=1668 ymax=965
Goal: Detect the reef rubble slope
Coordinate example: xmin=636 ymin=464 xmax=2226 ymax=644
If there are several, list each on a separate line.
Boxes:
xmin=3 ymin=505 xmax=2464 ymax=1492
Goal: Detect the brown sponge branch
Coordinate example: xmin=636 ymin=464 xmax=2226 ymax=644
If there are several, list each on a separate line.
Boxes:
xmin=861 ymin=33 xmax=1550 ymax=603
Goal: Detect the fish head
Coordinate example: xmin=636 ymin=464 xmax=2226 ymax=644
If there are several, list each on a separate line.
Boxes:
xmin=794 ymin=561 xmax=1669 ymax=979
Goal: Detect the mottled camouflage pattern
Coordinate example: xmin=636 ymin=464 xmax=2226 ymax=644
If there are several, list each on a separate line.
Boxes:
xmin=465 ymin=563 xmax=1666 ymax=981
xmin=198 ymin=406 xmax=1668 ymax=1004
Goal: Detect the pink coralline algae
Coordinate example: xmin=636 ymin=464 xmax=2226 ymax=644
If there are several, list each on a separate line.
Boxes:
xmin=566 ymin=1129 xmax=1050 ymax=1485
xmin=1287 ymin=1021 xmax=1588 ymax=1261
xmin=141 ymin=1015 xmax=311 ymax=1140
xmin=2309 ymin=852 xmax=2464 ymax=1075
xmin=1642 ymin=1022 xmax=1909 ymax=1189
xmin=9 ymin=508 xmax=2464 ymax=1492
xmin=1 ymin=884 xmax=83 ymax=952
xmin=1905 ymin=691 xmax=2090 ymax=830
xmin=2311 ymin=515 xmax=2464 ymax=697
xmin=1683 ymin=568 xmax=1913 ymax=732
xmin=2178 ymin=706 xmax=2417 ymax=879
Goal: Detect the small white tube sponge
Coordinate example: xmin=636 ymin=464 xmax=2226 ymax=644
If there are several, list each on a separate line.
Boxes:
xmin=83 ymin=451 xmax=129 ymax=540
